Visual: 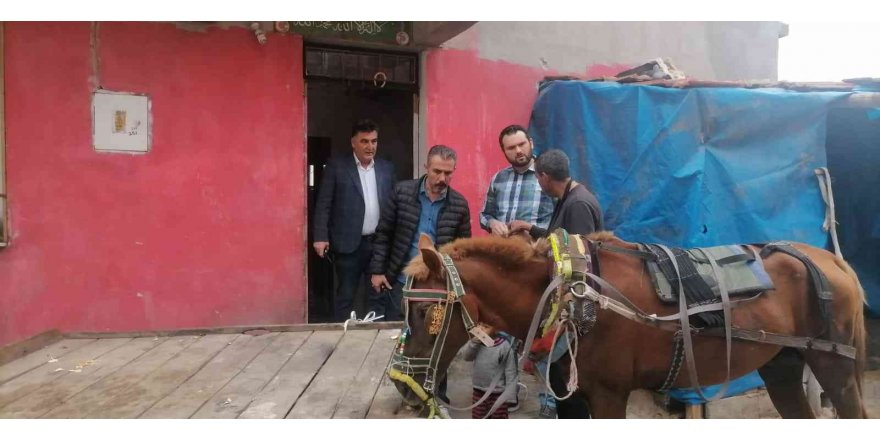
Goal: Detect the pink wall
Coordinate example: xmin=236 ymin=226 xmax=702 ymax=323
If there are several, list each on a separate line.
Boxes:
xmin=424 ymin=48 xmax=567 ymax=235
xmin=0 ymin=22 xmax=306 ymax=346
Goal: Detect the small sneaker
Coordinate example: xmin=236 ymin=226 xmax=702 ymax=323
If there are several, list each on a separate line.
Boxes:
xmin=538 ymin=393 xmax=557 ymax=419
xmin=436 ymin=406 xmax=451 ymax=419
xmin=508 ymin=382 xmax=524 ymax=413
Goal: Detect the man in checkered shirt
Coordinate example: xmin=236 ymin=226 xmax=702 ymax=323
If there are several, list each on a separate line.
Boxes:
xmin=480 ymin=125 xmax=555 ymax=236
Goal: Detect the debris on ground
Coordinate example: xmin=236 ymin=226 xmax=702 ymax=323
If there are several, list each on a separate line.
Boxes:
xmin=243 ymin=329 xmax=270 ymax=336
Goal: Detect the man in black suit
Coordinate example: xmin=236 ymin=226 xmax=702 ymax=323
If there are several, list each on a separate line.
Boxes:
xmin=313 ymin=119 xmax=396 ymax=322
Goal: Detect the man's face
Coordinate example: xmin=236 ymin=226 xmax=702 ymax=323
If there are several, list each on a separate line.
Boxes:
xmin=424 ymin=155 xmax=456 ymax=196
xmin=500 ymin=131 xmax=533 ymax=168
xmin=351 ymin=130 xmax=379 ymax=164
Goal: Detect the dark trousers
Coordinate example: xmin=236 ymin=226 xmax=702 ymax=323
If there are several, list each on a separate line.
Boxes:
xmin=369 ymin=279 xmax=404 ymax=321
xmin=549 ymin=362 xmax=591 ymax=418
xmin=332 ymin=236 xmax=381 ymax=322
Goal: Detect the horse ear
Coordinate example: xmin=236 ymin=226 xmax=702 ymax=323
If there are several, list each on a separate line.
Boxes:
xmin=419 ymin=247 xmax=445 ymax=277
xmin=509 ymin=231 xmax=533 ymax=244
xmin=418 ymin=233 xmax=436 ymax=250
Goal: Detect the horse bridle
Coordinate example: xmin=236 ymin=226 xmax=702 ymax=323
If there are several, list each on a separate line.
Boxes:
xmin=387 ymin=253 xmax=477 ymax=416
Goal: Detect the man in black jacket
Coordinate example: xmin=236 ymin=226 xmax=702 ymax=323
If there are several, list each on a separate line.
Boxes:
xmin=369 ymin=144 xmax=472 ymax=321
xmin=509 ymin=149 xmax=603 ymax=419
xmin=312 ymin=120 xmax=396 ymax=322
xmin=369 ymin=144 xmax=469 ymax=412
xmin=509 ymin=149 xmax=603 ymax=238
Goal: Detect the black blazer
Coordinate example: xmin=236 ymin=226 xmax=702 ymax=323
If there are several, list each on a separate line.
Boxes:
xmin=313 ymin=155 xmax=395 ymax=254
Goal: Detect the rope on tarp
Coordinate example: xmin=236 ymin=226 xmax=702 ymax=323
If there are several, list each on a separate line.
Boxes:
xmin=815 ymin=167 xmax=843 ymax=259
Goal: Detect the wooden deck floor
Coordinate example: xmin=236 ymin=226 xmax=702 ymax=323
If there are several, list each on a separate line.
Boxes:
xmin=1 ymin=330 xmax=876 ymax=419
xmin=0 ymin=329 xmax=543 ymax=419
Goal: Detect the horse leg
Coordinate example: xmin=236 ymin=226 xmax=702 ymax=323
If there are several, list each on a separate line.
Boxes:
xmin=757 ymin=349 xmax=815 ymax=418
xmin=584 ymin=383 xmax=630 ymax=419
xmin=804 ymin=351 xmax=867 ymax=418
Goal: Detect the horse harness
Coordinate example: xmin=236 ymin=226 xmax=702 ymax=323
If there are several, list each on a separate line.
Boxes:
xmin=387 ymin=253 xmax=520 ymax=418
xmin=535 ymin=232 xmax=857 ymax=401
xmin=386 ymin=233 xmax=857 ymax=417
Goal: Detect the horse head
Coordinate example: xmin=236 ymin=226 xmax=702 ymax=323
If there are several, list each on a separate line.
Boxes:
xmin=387 ymin=233 xmax=552 ymax=412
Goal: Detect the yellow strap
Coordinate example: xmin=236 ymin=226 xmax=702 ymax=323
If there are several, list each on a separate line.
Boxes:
xmin=550 ymin=232 xmax=575 ymax=279
xmin=387 ymin=369 xmax=446 ymax=419
xmin=388 ymin=369 xmax=430 ymax=401
xmin=541 ymin=302 xmax=559 ymax=336
xmin=549 ymin=233 xmax=562 ymax=274
xmin=560 ymin=254 xmax=572 ymax=279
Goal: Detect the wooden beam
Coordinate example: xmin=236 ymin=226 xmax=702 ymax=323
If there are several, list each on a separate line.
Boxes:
xmin=0 ymin=330 xmax=63 ymax=366
xmin=63 ymin=321 xmax=404 ymax=339
xmin=685 ymin=403 xmax=705 ymax=419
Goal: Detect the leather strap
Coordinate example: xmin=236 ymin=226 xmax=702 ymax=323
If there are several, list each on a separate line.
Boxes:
xmin=701 ymin=327 xmax=857 ymax=360
xmin=519 ymin=276 xmax=565 ymax=373
xmin=592 ymin=240 xmax=658 ymax=261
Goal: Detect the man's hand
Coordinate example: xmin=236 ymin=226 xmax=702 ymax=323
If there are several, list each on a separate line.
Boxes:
xmin=508 ymin=220 xmax=532 ymax=235
xmin=313 ymin=241 xmax=330 ymax=258
xmin=488 ymin=219 xmax=509 ymax=237
xmin=371 ymin=274 xmax=393 ymax=293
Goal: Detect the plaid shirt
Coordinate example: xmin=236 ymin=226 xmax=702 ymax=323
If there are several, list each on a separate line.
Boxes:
xmin=480 ymin=163 xmax=555 ymax=231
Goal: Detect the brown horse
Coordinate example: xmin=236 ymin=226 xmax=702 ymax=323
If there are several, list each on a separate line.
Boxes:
xmin=392 ymin=232 xmax=868 ymax=418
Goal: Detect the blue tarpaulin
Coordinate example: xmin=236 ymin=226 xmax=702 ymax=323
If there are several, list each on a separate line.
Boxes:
xmin=528 ymin=80 xmax=859 ymax=403
xmin=530 ymin=81 xmax=850 ymax=248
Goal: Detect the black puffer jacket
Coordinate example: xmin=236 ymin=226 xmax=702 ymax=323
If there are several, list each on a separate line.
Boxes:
xmin=369 ymin=176 xmax=471 ymax=279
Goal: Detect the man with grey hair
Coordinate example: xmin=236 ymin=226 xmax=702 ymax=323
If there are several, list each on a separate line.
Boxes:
xmin=510 ymin=149 xmax=603 ymax=238
xmin=369 ymin=145 xmax=472 ymax=320
xmin=369 ymin=145 xmax=470 ymax=413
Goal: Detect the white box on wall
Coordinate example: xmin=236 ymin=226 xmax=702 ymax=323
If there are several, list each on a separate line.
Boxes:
xmin=92 ymin=91 xmax=151 ymax=153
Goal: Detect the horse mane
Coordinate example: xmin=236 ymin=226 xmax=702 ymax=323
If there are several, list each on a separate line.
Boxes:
xmin=404 ymin=235 xmax=549 ymax=280
xmin=586 ymin=230 xmax=617 ymax=242
xmin=403 ymin=231 xmax=617 ymax=280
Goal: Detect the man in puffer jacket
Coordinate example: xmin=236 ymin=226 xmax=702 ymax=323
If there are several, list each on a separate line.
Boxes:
xmin=369 ymin=144 xmax=471 ymax=321
xmin=369 ymin=144 xmax=471 ymax=409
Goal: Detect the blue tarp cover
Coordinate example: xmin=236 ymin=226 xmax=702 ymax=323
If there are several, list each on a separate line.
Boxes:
xmin=530 ymin=81 xmax=849 ymax=248
xmin=528 ymin=81 xmax=854 ymax=403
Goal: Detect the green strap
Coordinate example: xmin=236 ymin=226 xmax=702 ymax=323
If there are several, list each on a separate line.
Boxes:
xmin=424 ymin=281 xmax=458 ymax=393
xmin=441 ymin=254 xmax=476 ymax=330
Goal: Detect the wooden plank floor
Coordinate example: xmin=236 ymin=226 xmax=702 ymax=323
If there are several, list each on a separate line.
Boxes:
xmin=0 ymin=330 xmax=427 ymax=419
xmin=3 ymin=330 xmax=875 ymax=419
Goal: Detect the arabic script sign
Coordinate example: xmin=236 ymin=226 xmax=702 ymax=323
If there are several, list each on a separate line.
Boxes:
xmin=289 ymin=21 xmax=412 ymax=45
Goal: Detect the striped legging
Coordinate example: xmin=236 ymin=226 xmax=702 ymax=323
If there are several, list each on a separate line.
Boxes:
xmin=471 ymin=389 xmax=512 ymax=419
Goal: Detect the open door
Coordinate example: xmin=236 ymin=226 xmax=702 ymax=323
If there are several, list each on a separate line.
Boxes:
xmin=305 ymin=46 xmax=418 ymax=322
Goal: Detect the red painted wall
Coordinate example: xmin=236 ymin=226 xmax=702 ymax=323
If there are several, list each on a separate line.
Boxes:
xmin=0 ymin=22 xmax=306 ymax=346
xmin=425 ymin=38 xmax=631 ymax=236
xmin=424 ymin=48 xmax=560 ymax=235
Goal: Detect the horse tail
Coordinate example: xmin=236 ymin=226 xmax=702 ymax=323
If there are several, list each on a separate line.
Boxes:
xmin=833 ymin=255 xmax=866 ymax=392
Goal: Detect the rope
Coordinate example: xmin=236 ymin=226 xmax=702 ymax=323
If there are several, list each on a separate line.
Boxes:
xmin=343 ymin=311 xmax=383 ymax=332
xmin=815 ymin=167 xmax=843 ymax=258
xmin=542 ymin=320 xmax=579 ymax=401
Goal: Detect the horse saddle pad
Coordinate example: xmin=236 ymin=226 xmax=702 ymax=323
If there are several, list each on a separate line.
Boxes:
xmin=642 ymin=244 xmax=775 ymax=306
